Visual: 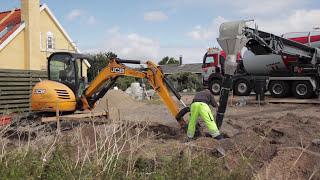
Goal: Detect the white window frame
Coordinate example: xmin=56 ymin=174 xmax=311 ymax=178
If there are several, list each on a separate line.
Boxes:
xmin=46 ymin=31 xmax=54 ymax=49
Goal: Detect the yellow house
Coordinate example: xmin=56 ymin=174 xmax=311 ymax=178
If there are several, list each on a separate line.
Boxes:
xmin=0 ymin=0 xmax=90 ymax=76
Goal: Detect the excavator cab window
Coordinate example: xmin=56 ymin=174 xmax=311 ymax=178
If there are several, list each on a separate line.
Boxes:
xmin=48 ymin=53 xmax=78 ymax=95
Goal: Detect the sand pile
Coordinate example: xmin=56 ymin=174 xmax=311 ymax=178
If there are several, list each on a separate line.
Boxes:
xmin=95 ymin=89 xmax=142 ymax=110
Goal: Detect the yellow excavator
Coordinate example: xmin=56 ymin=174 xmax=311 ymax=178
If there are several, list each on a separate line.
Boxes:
xmin=31 ymin=52 xmax=189 ymax=127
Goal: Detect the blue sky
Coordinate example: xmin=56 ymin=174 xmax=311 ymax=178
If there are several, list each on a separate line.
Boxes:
xmin=1 ymin=0 xmax=320 ymax=63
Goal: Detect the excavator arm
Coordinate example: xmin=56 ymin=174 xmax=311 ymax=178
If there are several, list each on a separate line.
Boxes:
xmin=80 ymin=59 xmax=188 ymax=126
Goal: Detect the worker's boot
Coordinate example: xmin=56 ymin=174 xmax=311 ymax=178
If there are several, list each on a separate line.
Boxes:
xmin=214 ymin=134 xmax=224 ymax=140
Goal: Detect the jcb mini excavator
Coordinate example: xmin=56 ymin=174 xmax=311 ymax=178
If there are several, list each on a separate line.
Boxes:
xmin=31 ymin=52 xmax=189 ymax=127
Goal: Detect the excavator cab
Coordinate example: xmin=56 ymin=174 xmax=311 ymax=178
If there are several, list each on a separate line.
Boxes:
xmin=47 ymin=52 xmax=90 ymax=98
xmin=31 ymin=52 xmax=92 ymax=112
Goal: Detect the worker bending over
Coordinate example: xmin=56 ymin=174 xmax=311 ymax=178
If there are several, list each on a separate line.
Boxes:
xmin=187 ymin=86 xmax=223 ymax=140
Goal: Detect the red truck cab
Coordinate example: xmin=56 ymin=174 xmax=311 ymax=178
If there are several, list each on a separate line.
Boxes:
xmin=202 ymin=47 xmax=241 ymax=95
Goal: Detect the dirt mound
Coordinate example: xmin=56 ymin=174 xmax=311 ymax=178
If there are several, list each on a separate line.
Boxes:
xmin=257 ymin=148 xmax=320 ymax=179
xmin=95 ymin=90 xmax=142 ymax=110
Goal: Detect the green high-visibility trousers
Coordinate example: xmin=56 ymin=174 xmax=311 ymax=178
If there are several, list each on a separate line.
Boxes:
xmin=187 ymin=102 xmax=220 ymax=138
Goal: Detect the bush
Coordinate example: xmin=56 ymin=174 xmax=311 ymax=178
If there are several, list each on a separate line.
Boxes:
xmin=0 ymin=121 xmax=248 ymax=179
xmin=167 ymin=71 xmax=202 ymax=92
xmin=0 ymin=145 xmax=248 ymax=179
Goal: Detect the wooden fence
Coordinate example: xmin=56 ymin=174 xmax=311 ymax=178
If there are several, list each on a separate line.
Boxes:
xmin=0 ymin=69 xmax=47 ymax=114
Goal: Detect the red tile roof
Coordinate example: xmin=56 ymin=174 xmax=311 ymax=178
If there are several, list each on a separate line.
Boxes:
xmin=0 ymin=9 xmax=21 ymax=45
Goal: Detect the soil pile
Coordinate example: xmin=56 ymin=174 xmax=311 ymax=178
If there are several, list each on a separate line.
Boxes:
xmin=95 ymin=90 xmax=142 ymax=111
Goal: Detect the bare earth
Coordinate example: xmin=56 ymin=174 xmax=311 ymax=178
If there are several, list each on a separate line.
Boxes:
xmin=92 ymin=90 xmax=320 ymax=179
xmin=4 ymin=90 xmax=320 ymax=179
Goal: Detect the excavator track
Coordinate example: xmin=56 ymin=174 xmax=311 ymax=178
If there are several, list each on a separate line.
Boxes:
xmin=2 ymin=112 xmax=80 ymax=140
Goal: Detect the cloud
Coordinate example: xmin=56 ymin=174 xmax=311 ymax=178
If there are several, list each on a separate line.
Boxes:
xmin=86 ymin=16 xmax=97 ymax=25
xmin=159 ymin=47 xmax=206 ymax=64
xmin=66 ymin=9 xmax=83 ymax=21
xmin=66 ymin=9 xmax=98 ymax=25
xmin=187 ymin=8 xmax=320 ymax=43
xmin=107 ymin=26 xmax=120 ymax=34
xmin=85 ymin=27 xmax=207 ymax=64
xmin=186 ymin=16 xmax=227 ymax=42
xmin=144 ymin=11 xmax=168 ymax=21
xmin=254 ymin=9 xmax=320 ymax=35
xmin=92 ymin=27 xmax=160 ymax=60
xmin=230 ymin=0 xmax=304 ymax=16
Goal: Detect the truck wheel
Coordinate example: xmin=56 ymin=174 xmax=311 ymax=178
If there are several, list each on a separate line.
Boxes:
xmin=292 ymin=81 xmax=313 ymax=99
xmin=209 ymin=80 xmax=222 ymax=95
xmin=234 ymin=79 xmax=251 ymax=96
xmin=269 ymin=81 xmax=289 ymax=98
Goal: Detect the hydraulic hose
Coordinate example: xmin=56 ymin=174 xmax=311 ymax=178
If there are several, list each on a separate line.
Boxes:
xmin=216 ymin=75 xmax=233 ymax=129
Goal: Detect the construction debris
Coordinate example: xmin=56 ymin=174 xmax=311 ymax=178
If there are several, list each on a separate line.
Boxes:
xmin=312 ymin=139 xmax=320 ymax=146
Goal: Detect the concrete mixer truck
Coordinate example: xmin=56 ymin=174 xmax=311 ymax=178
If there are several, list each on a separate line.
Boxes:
xmin=213 ymin=20 xmax=320 ymax=129
xmin=203 ymin=31 xmax=320 ymax=99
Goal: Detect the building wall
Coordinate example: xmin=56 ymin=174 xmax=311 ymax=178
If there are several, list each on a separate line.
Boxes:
xmin=39 ymin=9 xmax=87 ymax=76
xmin=39 ymin=9 xmax=75 ymax=70
xmin=0 ymin=7 xmax=88 ymax=77
xmin=0 ymin=29 xmax=25 ymax=69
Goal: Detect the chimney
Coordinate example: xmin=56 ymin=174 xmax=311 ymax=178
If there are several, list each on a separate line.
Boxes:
xmin=179 ymin=55 xmax=182 ymax=65
xmin=21 ymin=0 xmax=40 ymax=70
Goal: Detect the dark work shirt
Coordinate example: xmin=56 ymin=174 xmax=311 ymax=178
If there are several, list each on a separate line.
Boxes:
xmin=192 ymin=90 xmax=218 ymax=107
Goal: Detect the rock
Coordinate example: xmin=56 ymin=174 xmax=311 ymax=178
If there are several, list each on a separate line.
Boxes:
xmin=299 ymin=118 xmax=309 ymax=124
xmin=312 ymin=139 xmax=320 ymax=146
xmin=216 ymin=146 xmax=226 ymax=156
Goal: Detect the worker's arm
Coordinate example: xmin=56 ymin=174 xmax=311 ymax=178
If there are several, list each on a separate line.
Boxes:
xmin=210 ymin=93 xmax=218 ymax=107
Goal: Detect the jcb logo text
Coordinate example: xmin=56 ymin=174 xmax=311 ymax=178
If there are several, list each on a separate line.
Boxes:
xmin=111 ymin=67 xmax=125 ymax=74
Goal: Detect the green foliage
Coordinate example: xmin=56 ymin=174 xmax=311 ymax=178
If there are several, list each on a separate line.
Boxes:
xmin=114 ymin=76 xmax=137 ymax=90
xmin=150 ymin=152 xmax=248 ymax=180
xmin=0 ymin=145 xmax=248 ymax=179
xmin=158 ymin=56 xmax=179 ymax=65
xmin=167 ymin=71 xmax=202 ymax=92
xmin=87 ymin=51 xmax=117 ymax=81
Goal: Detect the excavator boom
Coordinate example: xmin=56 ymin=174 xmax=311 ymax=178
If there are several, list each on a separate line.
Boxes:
xmin=80 ymin=58 xmax=188 ymax=126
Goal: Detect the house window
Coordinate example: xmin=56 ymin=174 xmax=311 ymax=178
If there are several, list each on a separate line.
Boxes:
xmin=47 ymin=31 xmax=54 ymax=49
xmin=0 ymin=24 xmax=15 ymax=40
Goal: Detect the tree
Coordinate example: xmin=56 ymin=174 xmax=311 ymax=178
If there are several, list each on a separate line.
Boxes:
xmin=167 ymin=71 xmax=201 ymax=92
xmin=158 ymin=56 xmax=179 ymax=65
xmin=87 ymin=52 xmax=117 ymax=81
